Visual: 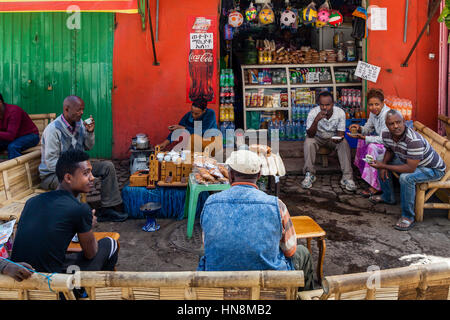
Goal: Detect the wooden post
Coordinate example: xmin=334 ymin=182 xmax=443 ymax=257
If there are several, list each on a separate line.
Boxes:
xmin=415 ymin=187 xmax=426 ymax=222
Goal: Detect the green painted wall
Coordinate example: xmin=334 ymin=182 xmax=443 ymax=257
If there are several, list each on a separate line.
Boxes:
xmin=0 ymin=12 xmax=114 ymax=158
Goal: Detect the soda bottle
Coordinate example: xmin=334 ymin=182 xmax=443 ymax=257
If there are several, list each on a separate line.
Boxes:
xmin=188 ymin=17 xmax=214 ymax=102
xmin=220 ymin=122 xmax=227 ymax=146
xmin=279 ymin=121 xmax=286 ymax=141
xmin=219 ymin=104 xmax=225 ymax=122
xmin=229 ymin=105 xmax=235 ymax=122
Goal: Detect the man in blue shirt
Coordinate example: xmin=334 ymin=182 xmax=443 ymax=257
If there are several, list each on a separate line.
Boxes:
xmin=156 ymin=98 xmax=218 ymax=150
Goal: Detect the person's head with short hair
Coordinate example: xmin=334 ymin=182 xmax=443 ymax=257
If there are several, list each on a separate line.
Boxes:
xmin=191 ymin=98 xmax=208 ymax=120
xmin=385 ymin=109 xmax=405 ymax=138
xmin=225 ymin=150 xmax=261 ymax=185
xmin=367 ymin=88 xmax=385 ymax=116
xmin=63 ymin=96 xmax=85 ymax=125
xmin=56 ymin=149 xmax=94 ymax=195
xmin=317 ymin=91 xmax=334 ymax=117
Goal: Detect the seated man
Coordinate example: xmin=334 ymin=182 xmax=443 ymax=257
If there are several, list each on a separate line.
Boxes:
xmin=11 ymin=150 xmax=119 ymax=275
xmin=0 ymin=93 xmax=40 ymax=159
xmin=369 ymin=110 xmax=446 ymax=231
xmin=0 ymin=258 xmax=34 ymax=282
xmin=302 ymin=91 xmax=356 ymax=191
xmin=39 ymin=95 xmax=127 ymax=222
xmin=156 ymin=97 xmax=218 ymax=151
xmin=198 ymin=150 xmax=314 ymax=290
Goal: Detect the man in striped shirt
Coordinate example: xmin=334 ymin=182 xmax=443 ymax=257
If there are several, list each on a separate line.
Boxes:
xmin=368 ymin=110 xmax=446 ymax=231
xmin=197 ymin=150 xmax=314 ymax=290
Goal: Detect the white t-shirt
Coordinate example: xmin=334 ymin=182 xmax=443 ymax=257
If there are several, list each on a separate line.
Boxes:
xmin=306 ymin=106 xmax=346 ymax=139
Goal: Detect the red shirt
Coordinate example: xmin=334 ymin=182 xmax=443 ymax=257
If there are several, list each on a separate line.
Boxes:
xmin=0 ymin=104 xmax=39 ymax=142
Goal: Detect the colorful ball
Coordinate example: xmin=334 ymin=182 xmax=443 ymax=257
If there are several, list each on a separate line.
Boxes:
xmin=281 ymin=9 xmax=297 ymax=27
xmin=259 ymin=8 xmax=275 ymax=25
xmin=328 ymin=10 xmax=343 ymax=27
xmin=303 ymin=7 xmax=317 ymax=24
xmin=245 ymin=5 xmax=257 ymax=21
xmin=317 ymin=9 xmax=330 ymax=23
xmin=228 ymin=10 xmax=243 ymax=28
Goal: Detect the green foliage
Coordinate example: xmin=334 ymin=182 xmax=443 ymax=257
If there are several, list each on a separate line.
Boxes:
xmin=438 ymin=0 xmax=450 ymax=42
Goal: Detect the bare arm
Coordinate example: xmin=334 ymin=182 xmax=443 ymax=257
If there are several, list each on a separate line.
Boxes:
xmin=78 ymin=231 xmax=98 ymax=260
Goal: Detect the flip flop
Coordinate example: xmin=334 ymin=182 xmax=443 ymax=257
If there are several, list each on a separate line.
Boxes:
xmin=358 ymin=189 xmax=378 ymax=198
xmin=394 ymin=217 xmax=415 ymax=231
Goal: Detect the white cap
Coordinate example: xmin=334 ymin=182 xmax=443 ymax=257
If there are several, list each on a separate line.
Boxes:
xmin=225 ymin=150 xmax=262 ymax=174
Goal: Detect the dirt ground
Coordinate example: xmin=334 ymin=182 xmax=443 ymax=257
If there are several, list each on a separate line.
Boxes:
xmin=91 ymin=159 xmax=450 ymax=285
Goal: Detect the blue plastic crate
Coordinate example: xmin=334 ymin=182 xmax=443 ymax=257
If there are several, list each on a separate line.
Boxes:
xmin=345 ymin=118 xmax=367 ymax=149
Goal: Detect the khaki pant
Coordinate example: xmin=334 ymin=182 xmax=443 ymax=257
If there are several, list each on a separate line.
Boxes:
xmin=303 ymin=136 xmax=353 ymax=180
xmin=40 ymin=160 xmax=123 ymax=208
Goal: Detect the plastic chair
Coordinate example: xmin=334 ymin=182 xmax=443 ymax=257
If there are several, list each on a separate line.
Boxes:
xmin=184 ymin=173 xmax=230 ymax=239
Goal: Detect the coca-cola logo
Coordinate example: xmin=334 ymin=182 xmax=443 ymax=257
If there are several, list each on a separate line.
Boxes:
xmin=189 ymin=52 xmax=213 ymax=63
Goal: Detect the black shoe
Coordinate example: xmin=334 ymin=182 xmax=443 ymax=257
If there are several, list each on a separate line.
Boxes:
xmin=97 ymin=208 xmax=128 ymax=222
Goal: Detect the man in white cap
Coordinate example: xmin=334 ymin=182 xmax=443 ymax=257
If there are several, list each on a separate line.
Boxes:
xmin=197 ymin=150 xmax=314 ymax=290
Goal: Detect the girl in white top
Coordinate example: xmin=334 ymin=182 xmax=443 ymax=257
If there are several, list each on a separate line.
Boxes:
xmin=349 ymin=89 xmax=390 ymax=197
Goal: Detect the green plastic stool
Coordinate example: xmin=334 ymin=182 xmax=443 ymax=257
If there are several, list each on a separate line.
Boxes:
xmin=184 ymin=173 xmax=230 ymax=239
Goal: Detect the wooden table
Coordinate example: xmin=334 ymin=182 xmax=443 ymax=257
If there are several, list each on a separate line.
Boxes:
xmin=67 ymin=232 xmax=120 ymax=253
xmin=291 ymin=216 xmax=326 ymax=284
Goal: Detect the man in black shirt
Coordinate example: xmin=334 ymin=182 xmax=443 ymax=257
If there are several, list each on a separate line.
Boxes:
xmin=11 ymin=150 xmax=119 ymax=274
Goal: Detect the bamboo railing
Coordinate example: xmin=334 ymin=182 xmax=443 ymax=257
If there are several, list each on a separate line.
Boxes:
xmin=0 ymin=270 xmax=305 ymax=300
xmin=299 ymin=262 xmax=450 ymax=300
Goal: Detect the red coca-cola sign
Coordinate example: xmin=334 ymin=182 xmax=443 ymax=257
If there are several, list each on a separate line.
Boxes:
xmin=188 ymin=52 xmax=214 ymax=63
xmin=186 ymin=16 xmax=217 ymax=103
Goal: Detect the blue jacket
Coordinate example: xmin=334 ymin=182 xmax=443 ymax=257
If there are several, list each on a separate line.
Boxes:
xmin=167 ymin=108 xmax=218 ymax=141
xmin=197 ymin=184 xmax=293 ymax=271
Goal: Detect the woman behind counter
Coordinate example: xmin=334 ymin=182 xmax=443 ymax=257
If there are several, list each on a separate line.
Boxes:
xmin=156 ymin=98 xmax=218 ymax=151
xmin=349 ymin=88 xmax=391 ymax=197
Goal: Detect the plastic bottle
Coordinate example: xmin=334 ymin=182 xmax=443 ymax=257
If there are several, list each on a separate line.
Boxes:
xmin=279 ymin=121 xmax=286 ymax=141
xmin=225 ymin=122 xmax=235 ymax=148
xmin=220 ymin=122 xmax=227 ymax=146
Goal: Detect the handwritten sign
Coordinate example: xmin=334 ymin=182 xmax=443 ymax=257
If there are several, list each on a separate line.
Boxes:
xmin=355 ymin=61 xmax=381 ymax=83
xmin=190 ymin=33 xmax=213 ymax=50
xmin=370 ymin=7 xmax=387 ymax=31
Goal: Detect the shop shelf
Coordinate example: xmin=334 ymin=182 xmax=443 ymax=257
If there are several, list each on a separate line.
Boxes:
xmin=244 ymin=84 xmax=289 ymax=89
xmin=290 ymin=82 xmax=334 ymax=88
xmin=335 ymin=82 xmax=363 ymax=87
xmin=245 ymin=108 xmax=289 ymax=111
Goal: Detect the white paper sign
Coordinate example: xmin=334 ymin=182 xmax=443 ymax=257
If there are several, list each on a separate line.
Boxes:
xmin=355 ymin=61 xmax=381 ymax=83
xmin=370 ymin=7 xmax=387 ymax=31
xmin=0 ymin=219 xmax=15 ymax=245
xmin=190 ymin=33 xmax=213 ymax=50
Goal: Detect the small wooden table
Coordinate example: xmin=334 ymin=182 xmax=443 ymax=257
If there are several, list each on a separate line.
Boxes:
xmin=291 ymin=216 xmax=326 ymax=284
xmin=67 ymin=232 xmax=121 ymax=253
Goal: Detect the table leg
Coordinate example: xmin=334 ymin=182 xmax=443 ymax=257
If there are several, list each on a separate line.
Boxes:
xmin=306 ymin=238 xmax=312 ymax=254
xmin=317 ymin=237 xmax=326 ymax=283
xmin=183 ymin=184 xmax=191 ymax=219
xmin=186 ymin=190 xmax=199 ymax=239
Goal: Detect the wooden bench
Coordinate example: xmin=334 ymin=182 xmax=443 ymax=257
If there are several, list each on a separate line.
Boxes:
xmin=0 ymin=270 xmax=304 ymax=300
xmin=413 ymin=121 xmax=450 ymax=221
xmin=0 ymin=113 xmax=56 ymax=157
xmin=0 ymin=150 xmax=44 ymax=223
xmin=299 ymin=262 xmax=450 ymax=300
xmin=438 ymin=114 xmax=450 ymax=139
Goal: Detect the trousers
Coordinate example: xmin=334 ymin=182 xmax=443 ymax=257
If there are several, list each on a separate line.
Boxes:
xmin=303 ymin=136 xmax=353 ymax=180
xmin=0 ymin=133 xmax=40 ymax=159
xmin=40 ymin=160 xmax=123 ymax=208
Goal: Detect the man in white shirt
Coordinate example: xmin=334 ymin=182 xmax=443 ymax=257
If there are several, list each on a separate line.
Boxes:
xmin=302 ymin=91 xmax=356 ymax=191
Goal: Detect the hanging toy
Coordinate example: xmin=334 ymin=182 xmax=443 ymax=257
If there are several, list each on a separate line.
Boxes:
xmin=328 ymin=10 xmax=343 ymax=27
xmin=228 ymin=10 xmax=244 ymax=28
xmin=317 ymin=0 xmax=331 ymax=23
xmin=224 ymin=23 xmax=234 ymax=40
xmin=259 ymin=3 xmax=275 ymax=25
xmin=302 ymin=2 xmax=318 ymax=25
xmin=281 ymin=9 xmax=297 ymax=27
xmin=315 ymin=20 xmax=327 ymax=28
xmin=245 ymin=2 xmax=257 ymax=22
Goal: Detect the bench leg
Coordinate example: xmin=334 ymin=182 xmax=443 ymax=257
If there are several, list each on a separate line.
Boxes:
xmin=186 ymin=190 xmax=200 ymax=239
xmin=317 ymin=237 xmax=326 ymax=284
xmin=415 ymin=188 xmax=425 ymax=222
xmin=306 ymin=238 xmax=312 ymax=254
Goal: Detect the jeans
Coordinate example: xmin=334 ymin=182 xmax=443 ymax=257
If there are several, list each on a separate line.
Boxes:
xmin=378 ymin=156 xmax=445 ymax=220
xmin=0 ymin=133 xmax=40 ymax=159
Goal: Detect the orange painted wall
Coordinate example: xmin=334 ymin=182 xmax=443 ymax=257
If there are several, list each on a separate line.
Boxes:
xmin=112 ymin=0 xmax=220 ymax=159
xmin=368 ymin=0 xmax=441 ymax=130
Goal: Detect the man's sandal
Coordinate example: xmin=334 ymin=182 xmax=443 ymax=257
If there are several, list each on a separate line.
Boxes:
xmin=394 ymin=217 xmax=415 ymax=231
xmin=359 ymin=188 xmax=381 ymax=198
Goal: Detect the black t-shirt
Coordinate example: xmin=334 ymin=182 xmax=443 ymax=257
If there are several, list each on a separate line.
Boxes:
xmin=11 ymin=190 xmax=92 ymax=273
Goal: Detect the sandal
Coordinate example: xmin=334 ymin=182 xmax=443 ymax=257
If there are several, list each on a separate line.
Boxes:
xmin=358 ymin=188 xmax=381 ymax=198
xmin=368 ymin=195 xmax=396 ymax=205
xmin=394 ymin=217 xmax=415 ymax=231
